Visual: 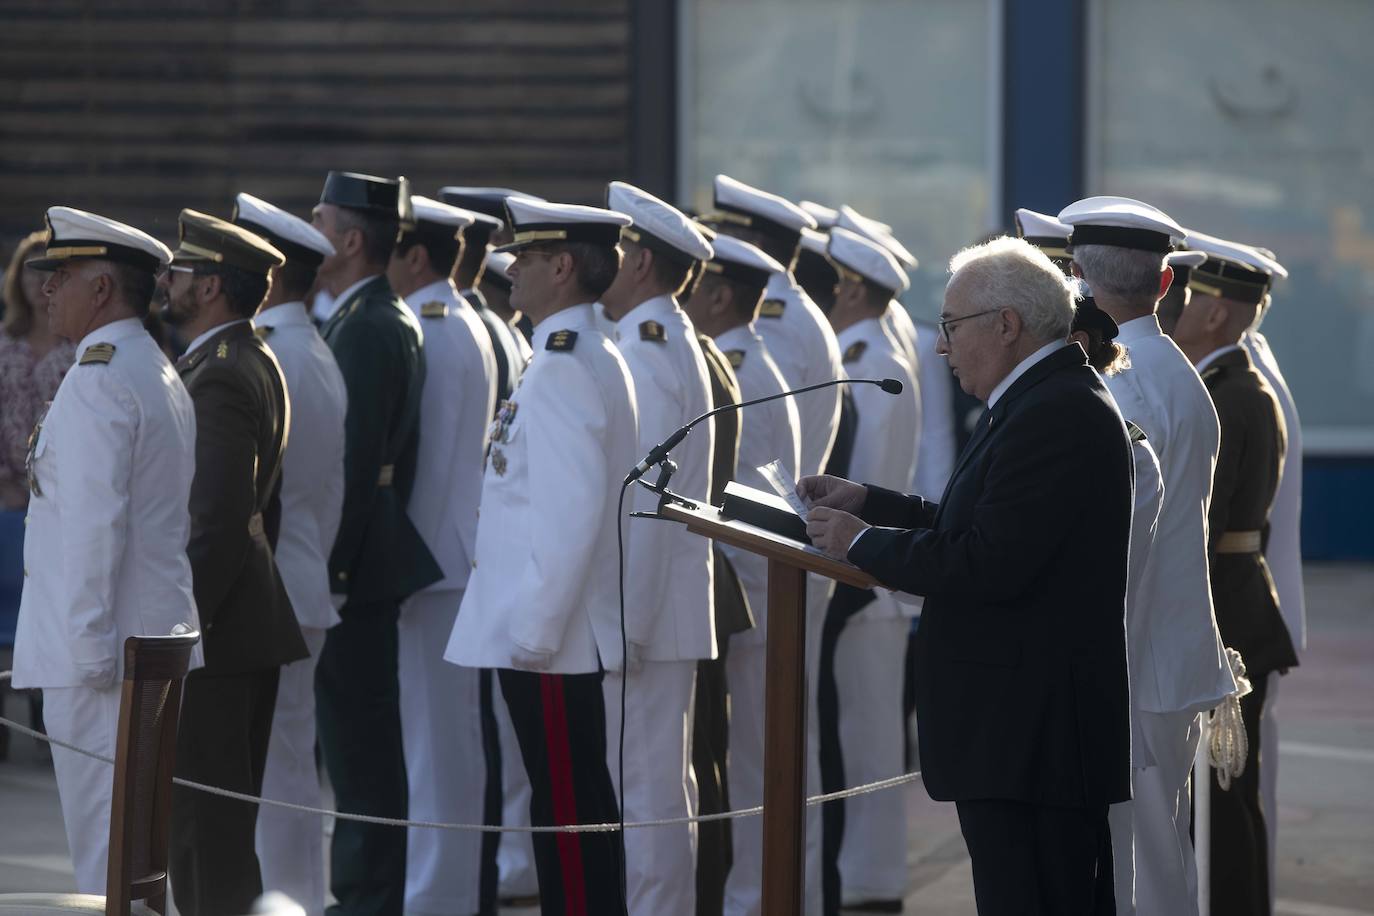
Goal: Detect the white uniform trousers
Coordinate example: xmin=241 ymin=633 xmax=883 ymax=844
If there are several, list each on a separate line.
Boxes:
xmin=835 ymin=615 xmax=910 ymax=902
xmin=604 ymin=659 xmax=699 ymax=916
xmin=256 ymin=626 xmax=328 ymax=916
xmin=1109 ymin=709 xmax=1201 ymax=916
xmin=1262 ymin=670 xmax=1280 ymax=900
xmin=493 ymin=691 xmax=538 ymax=899
xmin=44 ymin=684 xmax=122 ymax=894
xmin=398 ymin=590 xmax=486 ymax=915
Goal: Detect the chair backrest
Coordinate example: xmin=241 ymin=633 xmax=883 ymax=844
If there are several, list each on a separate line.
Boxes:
xmin=104 ymin=631 xmax=199 ymax=916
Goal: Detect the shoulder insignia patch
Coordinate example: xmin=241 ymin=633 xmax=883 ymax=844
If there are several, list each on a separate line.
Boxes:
xmin=758 ymin=299 xmax=786 ymax=319
xmin=420 ymin=301 xmax=448 ymax=319
xmin=1126 ymin=421 xmax=1147 ymax=443
xmin=546 ymin=329 xmax=578 ymax=352
xmin=216 ymin=341 xmax=230 ymax=359
xmin=842 ymin=340 xmax=867 ymax=364
xmin=78 ymin=342 xmax=115 ymax=366
xmin=725 ymin=349 xmax=745 ymax=369
xmin=254 ymin=324 xmax=274 ymax=340
xmin=639 ymin=319 xmax=666 ymax=343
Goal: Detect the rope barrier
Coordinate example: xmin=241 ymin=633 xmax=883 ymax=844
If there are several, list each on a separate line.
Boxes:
xmin=0 ymin=671 xmax=920 ymax=833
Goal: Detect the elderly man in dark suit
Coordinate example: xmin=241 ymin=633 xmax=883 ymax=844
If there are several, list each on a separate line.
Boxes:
xmin=802 ymin=236 xmax=1134 ymax=916
xmin=162 ymin=209 xmax=307 ymax=915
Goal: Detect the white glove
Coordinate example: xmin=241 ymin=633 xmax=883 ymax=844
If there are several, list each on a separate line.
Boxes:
xmin=510 ymin=643 xmax=554 ymax=672
xmin=330 ymin=593 xmax=347 ymax=613
xmin=78 ymin=662 xmax=117 ymax=690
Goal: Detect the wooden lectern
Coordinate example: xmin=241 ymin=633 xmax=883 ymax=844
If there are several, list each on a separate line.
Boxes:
xmin=660 ymin=496 xmax=877 ymax=915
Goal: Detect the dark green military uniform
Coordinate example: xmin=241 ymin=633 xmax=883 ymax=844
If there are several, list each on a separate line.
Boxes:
xmin=314 ymin=174 xmax=441 ymax=916
xmin=165 ymin=210 xmax=306 ymax=916
xmin=1202 ymin=345 xmax=1297 ymax=916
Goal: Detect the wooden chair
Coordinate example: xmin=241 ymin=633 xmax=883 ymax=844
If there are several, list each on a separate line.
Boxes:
xmin=0 ymin=630 xmax=199 ymax=916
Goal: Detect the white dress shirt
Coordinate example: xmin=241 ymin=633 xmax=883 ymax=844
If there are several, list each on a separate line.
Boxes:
xmin=1106 ymin=314 xmax=1235 ymax=715
xmin=758 ymin=271 xmax=843 ymax=477
xmin=713 ymin=322 xmax=801 ymax=648
xmin=613 ymin=294 xmax=717 ymax=662
xmin=1244 ymin=329 xmax=1305 ymax=651
xmin=446 ymin=304 xmax=639 ymax=673
xmin=254 ymin=301 xmax=348 ymax=630
xmin=402 ymin=279 xmax=499 ymax=592
xmin=987 ymin=340 xmax=1067 ymax=408
xmin=14 ymin=318 xmax=202 ymax=687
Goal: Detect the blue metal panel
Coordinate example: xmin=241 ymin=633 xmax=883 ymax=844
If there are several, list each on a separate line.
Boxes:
xmin=1001 ymin=0 xmax=1086 ymax=226
xmin=1301 ymin=458 xmax=1374 ymax=561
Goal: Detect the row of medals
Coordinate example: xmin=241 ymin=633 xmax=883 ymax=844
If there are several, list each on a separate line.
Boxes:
xmin=486 ymin=399 xmax=517 ymax=477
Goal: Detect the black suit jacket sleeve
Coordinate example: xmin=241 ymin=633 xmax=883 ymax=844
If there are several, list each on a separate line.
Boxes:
xmin=860 ymin=485 xmax=938 ymax=530
xmin=186 ymin=368 xmax=259 ymax=629
xmin=851 ymin=400 xmax=1098 ymax=602
xmin=327 ymin=313 xmax=403 ymax=589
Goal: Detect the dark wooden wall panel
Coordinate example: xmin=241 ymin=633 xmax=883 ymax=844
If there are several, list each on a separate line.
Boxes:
xmin=0 ymin=1 xmax=631 ymax=247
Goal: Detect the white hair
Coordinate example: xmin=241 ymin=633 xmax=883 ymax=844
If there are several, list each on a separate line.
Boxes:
xmin=947 ymin=236 xmax=1076 ymax=342
xmin=1072 ymin=243 xmax=1166 ymax=307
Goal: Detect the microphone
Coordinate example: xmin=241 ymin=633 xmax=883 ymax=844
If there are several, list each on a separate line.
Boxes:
xmin=624 ymin=377 xmax=904 ymax=484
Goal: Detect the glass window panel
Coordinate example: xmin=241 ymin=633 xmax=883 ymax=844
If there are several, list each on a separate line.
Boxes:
xmin=681 ymin=0 xmax=997 ymax=322
xmin=1088 ymin=0 xmax=1374 ymax=441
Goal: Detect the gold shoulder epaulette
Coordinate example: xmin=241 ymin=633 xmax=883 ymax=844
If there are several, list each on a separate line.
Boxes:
xmin=79 ymin=342 xmax=115 ymax=366
xmin=546 ymin=329 xmax=578 ymax=352
xmin=842 ymin=340 xmax=867 ymax=364
xmin=639 ymin=320 xmax=666 ymax=343
xmin=725 ymin=349 xmax=745 ymax=369
xmin=254 ymin=324 xmax=274 ymax=340
xmin=420 ymin=301 xmax=448 ymax=319
xmin=216 ymin=341 xmax=230 ymax=359
xmin=758 ymin=299 xmax=786 ymax=319
xmin=1126 ymin=421 xmax=1147 ymax=443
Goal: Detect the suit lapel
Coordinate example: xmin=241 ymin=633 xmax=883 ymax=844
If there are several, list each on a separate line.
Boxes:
xmin=321 ymin=276 xmax=384 ymax=341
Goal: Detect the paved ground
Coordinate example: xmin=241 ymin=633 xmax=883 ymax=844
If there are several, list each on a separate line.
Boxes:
xmin=2 ymin=563 xmax=1371 ymax=914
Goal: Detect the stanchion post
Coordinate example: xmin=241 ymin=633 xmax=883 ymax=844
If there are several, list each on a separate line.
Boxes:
xmin=1196 ymin=714 xmax=1211 ymax=916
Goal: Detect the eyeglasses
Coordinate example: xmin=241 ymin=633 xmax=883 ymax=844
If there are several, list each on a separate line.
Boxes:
xmin=938 ymin=308 xmax=1002 ymax=341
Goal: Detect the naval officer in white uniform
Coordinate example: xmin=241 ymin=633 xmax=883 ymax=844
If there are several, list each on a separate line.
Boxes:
xmin=445 ymin=198 xmax=638 ymax=915
xmin=598 ymin=181 xmax=718 ymax=916
xmin=388 ymin=194 xmax=500 ymax=915
xmin=14 ymin=207 xmax=200 ymax=893
xmin=682 ymin=233 xmax=801 ymax=916
xmin=816 ymin=228 xmax=921 ymax=912
xmin=1060 ymin=197 xmax=1238 ymax=915
xmin=234 ymin=192 xmax=347 ymax=916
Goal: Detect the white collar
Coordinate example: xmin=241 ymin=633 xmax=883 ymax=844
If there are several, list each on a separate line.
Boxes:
xmin=1196 ymin=344 xmax=1244 ymax=374
xmin=612 ymin=294 xmax=677 ymax=339
xmin=714 ymin=322 xmax=756 ymax=352
xmin=836 ymin=316 xmax=884 ymax=348
xmin=1115 ymin=314 xmax=1163 ymax=345
xmin=334 ymin=273 xmax=382 ymax=311
xmin=987 ymin=340 xmax=1067 ymax=409
xmin=76 ymin=317 xmax=145 ymax=353
xmin=184 ymin=319 xmax=250 ymax=358
xmin=406 ymin=278 xmax=460 ymax=310
xmin=254 ymin=301 xmax=312 ymax=329
xmin=531 ymin=303 xmax=597 ymax=352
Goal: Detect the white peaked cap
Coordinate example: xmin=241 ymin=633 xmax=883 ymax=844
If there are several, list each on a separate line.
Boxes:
xmin=1058 ymin=195 xmax=1186 ymax=252
xmin=709 ymin=174 xmax=816 ymax=236
xmin=496 ymin=197 xmax=632 ymax=253
xmin=836 ymin=205 xmax=917 ymax=269
xmin=29 ymin=205 xmax=172 ymax=272
xmin=411 ymin=195 xmax=477 ymax=228
xmin=607 ymin=181 xmax=713 ymax=262
xmin=1183 ymin=229 xmax=1288 ymax=279
xmin=702 ymin=231 xmax=786 ymax=288
xmin=799 ymin=200 xmax=839 ymax=229
xmin=233 ymin=192 xmax=335 ymax=260
xmin=1014 ymin=208 xmax=1071 ymax=243
xmin=828 ymin=226 xmax=910 ymax=294
xmin=799 ymin=227 xmax=829 ymax=257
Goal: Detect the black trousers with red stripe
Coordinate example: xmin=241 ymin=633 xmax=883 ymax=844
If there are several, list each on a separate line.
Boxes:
xmin=498 ymin=669 xmax=626 ymax=916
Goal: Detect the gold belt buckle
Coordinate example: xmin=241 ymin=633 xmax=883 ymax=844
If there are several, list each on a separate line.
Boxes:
xmin=377 ymin=464 xmax=395 ymax=487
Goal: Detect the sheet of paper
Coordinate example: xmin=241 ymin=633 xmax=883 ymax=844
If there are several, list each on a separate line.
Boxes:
xmin=757 ymin=459 xmax=810 ymax=521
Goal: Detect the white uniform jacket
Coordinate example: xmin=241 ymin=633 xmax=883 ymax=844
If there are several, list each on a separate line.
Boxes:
xmin=911 ymin=319 xmax=957 ymax=499
xmin=254 ymin=302 xmax=348 ymax=630
xmin=446 ymin=304 xmax=639 ymax=673
xmin=403 ymin=280 xmax=499 ymax=593
xmin=1107 ymin=315 xmax=1235 ymax=715
xmin=758 ymin=272 xmax=842 ymax=477
xmin=881 ymin=300 xmax=919 ymax=372
xmin=614 ymin=295 xmax=717 ymax=662
xmin=14 ymin=318 xmax=202 ymax=687
xmin=837 ymin=318 xmax=920 ymax=623
xmin=1244 ymin=329 xmax=1305 ymax=652
xmin=1126 ymin=432 xmax=1165 ymax=766
xmin=713 ymin=323 xmax=801 ymax=648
